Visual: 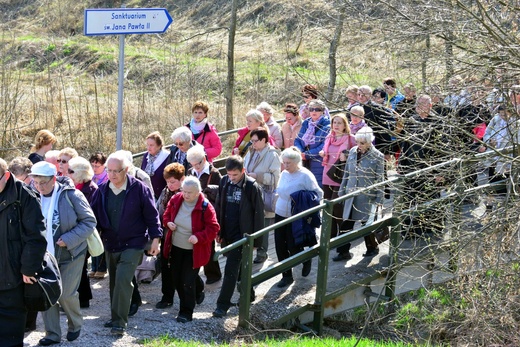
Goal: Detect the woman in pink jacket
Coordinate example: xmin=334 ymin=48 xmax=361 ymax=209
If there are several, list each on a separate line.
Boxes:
xmin=185 ymin=101 xmax=222 ymax=163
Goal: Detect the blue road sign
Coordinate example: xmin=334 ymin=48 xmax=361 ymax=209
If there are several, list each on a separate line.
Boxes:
xmin=84 ymin=8 xmax=173 ymax=36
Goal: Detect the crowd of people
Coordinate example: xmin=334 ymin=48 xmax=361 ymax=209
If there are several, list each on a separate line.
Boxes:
xmin=1 ymin=78 xmax=519 ymax=345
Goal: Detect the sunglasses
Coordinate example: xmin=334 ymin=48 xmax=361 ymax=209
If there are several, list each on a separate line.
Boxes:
xmin=57 ymin=159 xmax=69 ymax=164
xmin=174 ymin=142 xmax=185 ymax=147
xmin=67 ymin=169 xmax=75 ymax=174
xmin=308 ymin=108 xmax=323 ymax=112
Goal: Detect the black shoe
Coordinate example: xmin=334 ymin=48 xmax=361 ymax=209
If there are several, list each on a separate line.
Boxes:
xmin=212 ymin=308 xmax=227 ymax=318
xmin=128 ymin=302 xmax=141 ymax=317
xmin=363 ymin=248 xmax=380 ymax=257
xmin=253 ymin=255 xmax=267 ymax=264
xmin=302 ymin=260 xmax=312 ymax=277
xmin=276 ymin=277 xmax=294 ymax=288
xmin=104 ymin=320 xmax=114 ymax=328
xmin=205 ymin=277 xmax=221 ymax=285
xmin=176 ymin=315 xmax=192 ymax=323
xmin=66 ymin=330 xmax=81 ymax=342
xmin=196 ymin=291 xmax=205 ymax=305
xmin=155 ymin=300 xmax=173 ymax=309
xmin=332 ymin=252 xmax=352 ymax=262
xmin=38 ymin=338 xmax=60 ymax=346
xmin=110 ymin=327 xmax=125 ymax=335
xmin=80 ymin=300 xmax=90 ymax=308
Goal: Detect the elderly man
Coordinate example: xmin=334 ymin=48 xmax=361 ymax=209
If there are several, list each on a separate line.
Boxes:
xmin=29 ymin=160 xmax=96 ymax=345
xmin=91 ymin=151 xmax=162 ymax=335
xmin=0 ymin=158 xmax=47 ymax=347
xmin=398 ymin=95 xmax=447 ymax=237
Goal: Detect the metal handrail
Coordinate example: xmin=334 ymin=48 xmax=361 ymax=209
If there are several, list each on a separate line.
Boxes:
xmin=213 ymin=146 xmax=518 ymax=333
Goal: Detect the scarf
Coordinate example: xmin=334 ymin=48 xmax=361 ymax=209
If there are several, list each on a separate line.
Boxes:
xmin=301 ymin=116 xmax=323 ymax=146
xmin=144 ymin=149 xmax=169 ymax=177
xmin=322 ymin=133 xmax=351 ymax=166
xmin=92 ymin=170 xmax=108 ymax=185
xmin=349 ymin=120 xmax=366 ymax=135
xmin=41 ymin=184 xmax=61 ymax=256
xmin=190 ymin=117 xmax=207 ymax=135
xmin=160 ymin=188 xmax=176 ymax=212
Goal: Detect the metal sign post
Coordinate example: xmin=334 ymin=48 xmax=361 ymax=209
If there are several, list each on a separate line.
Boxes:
xmin=84 ymin=8 xmax=173 ymax=149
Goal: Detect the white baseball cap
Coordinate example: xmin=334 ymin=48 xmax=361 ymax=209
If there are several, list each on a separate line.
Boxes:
xmin=29 ymin=161 xmax=57 ymax=177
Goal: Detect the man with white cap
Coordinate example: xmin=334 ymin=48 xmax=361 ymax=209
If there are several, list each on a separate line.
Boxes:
xmin=0 ymin=158 xmax=46 ymax=347
xmin=29 ymin=161 xmax=96 ymax=346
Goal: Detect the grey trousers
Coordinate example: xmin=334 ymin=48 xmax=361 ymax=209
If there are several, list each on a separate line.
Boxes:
xmin=256 ymin=217 xmax=274 ymax=258
xmin=106 ymin=248 xmax=143 ymax=328
xmin=42 ymin=248 xmax=86 ymax=342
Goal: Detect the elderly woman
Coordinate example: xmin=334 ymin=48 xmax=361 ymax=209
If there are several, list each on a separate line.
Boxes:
xmin=299 ymin=84 xmax=330 ymax=120
xmin=57 ymin=147 xmax=78 ymax=177
xmin=335 ymin=127 xmax=384 ymax=262
xmin=8 ymin=157 xmax=33 ymax=185
xmin=162 ymin=176 xmax=219 ymax=323
xmin=281 ymin=103 xmax=302 ymax=149
xmin=29 ymin=129 xmax=57 ymax=164
xmin=274 ymin=147 xmax=323 ymax=288
xmin=28 ymin=161 xmax=96 ymax=345
xmin=155 ymin=163 xmax=187 ymax=309
xmin=294 ymin=99 xmax=331 ymax=187
xmin=244 ymin=127 xmax=281 ymax=263
xmin=345 ymin=85 xmax=360 ymax=110
xmin=141 ymin=131 xmax=170 ymax=199
xmin=257 ymin=101 xmax=283 ymax=148
xmin=349 ymin=105 xmax=368 ymax=135
xmin=185 ymin=101 xmax=222 ymax=163
xmin=319 ymin=113 xmax=356 ymax=239
xmin=89 ymin=152 xmax=108 ymax=186
xmin=67 ymin=157 xmax=99 ymax=308
xmin=232 ymin=109 xmax=275 ymax=157
xmin=168 ymin=126 xmax=201 ymax=171
xmin=186 ymin=146 xmax=223 ymax=284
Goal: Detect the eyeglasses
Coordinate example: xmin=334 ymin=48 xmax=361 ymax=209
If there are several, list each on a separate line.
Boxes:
xmin=174 ymin=142 xmax=185 ymax=147
xmin=250 ymin=139 xmax=259 ymax=143
xmin=67 ymin=169 xmax=75 ymax=174
xmin=33 ymin=178 xmax=53 ymax=186
xmin=308 ymin=108 xmax=323 ymax=112
xmin=57 ymin=159 xmax=68 ymax=164
xmin=107 ymin=168 xmax=125 ymax=175
xmin=91 ymin=164 xmax=103 ymax=169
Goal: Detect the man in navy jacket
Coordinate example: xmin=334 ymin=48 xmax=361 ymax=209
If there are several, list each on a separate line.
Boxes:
xmin=91 ymin=151 xmax=162 ymax=335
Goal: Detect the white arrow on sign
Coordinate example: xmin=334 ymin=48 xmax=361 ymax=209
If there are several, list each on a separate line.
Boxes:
xmin=84 ymin=8 xmax=173 ymax=36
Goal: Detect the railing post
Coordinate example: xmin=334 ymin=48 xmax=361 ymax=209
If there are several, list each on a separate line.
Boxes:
xmin=385 ymin=176 xmax=403 ymax=303
xmin=238 ymin=233 xmax=255 ymax=328
xmin=312 ymin=200 xmax=334 ymax=335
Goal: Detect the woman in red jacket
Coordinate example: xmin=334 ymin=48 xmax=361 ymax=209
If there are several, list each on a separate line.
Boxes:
xmin=162 ymin=176 xmax=220 ymax=323
xmin=185 ymin=101 xmax=222 ymax=163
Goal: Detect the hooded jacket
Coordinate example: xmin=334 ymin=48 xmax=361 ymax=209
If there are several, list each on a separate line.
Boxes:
xmin=162 ymin=193 xmax=219 ymax=268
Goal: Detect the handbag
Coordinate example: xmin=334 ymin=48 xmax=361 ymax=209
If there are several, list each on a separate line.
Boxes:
xmin=87 ymin=228 xmax=104 ymax=257
xmin=326 ymin=159 xmax=346 ymax=184
xmin=24 ymin=251 xmax=63 ymax=311
xmin=262 ymin=186 xmax=277 ymax=213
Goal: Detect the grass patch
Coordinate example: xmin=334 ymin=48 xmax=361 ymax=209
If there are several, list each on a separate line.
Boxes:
xmin=144 ymin=336 xmax=423 ymax=347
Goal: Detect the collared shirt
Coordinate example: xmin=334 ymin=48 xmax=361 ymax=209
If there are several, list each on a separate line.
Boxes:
xmin=193 ymin=161 xmax=211 ymax=179
xmin=109 ymin=178 xmax=128 ymax=195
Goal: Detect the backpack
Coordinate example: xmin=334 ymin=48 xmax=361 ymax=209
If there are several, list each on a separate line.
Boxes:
xmin=15 ymin=182 xmax=63 ymax=311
